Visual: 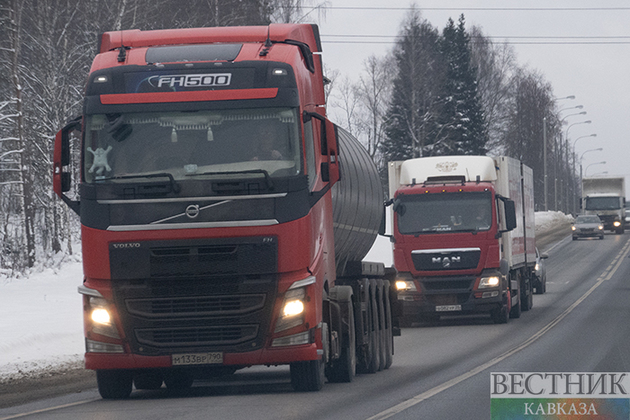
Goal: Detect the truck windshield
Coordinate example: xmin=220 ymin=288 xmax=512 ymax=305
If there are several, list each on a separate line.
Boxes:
xmin=396 ymin=191 xmax=493 ymax=235
xmin=585 ymin=197 xmax=621 ymax=210
xmin=83 ymin=107 xmax=302 ymax=183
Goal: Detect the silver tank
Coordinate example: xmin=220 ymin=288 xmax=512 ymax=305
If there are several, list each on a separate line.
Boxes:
xmin=332 ymin=126 xmax=383 ymax=276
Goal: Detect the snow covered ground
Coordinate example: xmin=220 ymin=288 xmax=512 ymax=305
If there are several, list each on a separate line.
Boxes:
xmin=0 ymin=211 xmax=572 ymax=382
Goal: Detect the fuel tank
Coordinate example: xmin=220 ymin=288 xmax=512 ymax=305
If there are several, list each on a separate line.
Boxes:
xmin=332 ymin=126 xmax=383 ymax=276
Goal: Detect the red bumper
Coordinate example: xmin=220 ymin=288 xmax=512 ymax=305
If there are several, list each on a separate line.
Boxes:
xmin=85 ymin=343 xmax=319 ymax=370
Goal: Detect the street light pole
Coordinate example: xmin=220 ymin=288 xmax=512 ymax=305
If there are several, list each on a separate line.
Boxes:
xmin=571 ymin=134 xmax=597 ymax=213
xmin=564 ymin=120 xmax=591 ymax=213
xmin=585 ymin=161 xmax=606 ymax=177
xmin=545 ymin=95 xmax=575 ymax=212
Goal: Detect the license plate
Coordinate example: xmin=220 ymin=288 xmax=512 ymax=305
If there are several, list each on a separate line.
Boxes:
xmin=172 ymin=352 xmax=223 ymax=366
xmin=436 ymin=305 xmax=462 ymax=312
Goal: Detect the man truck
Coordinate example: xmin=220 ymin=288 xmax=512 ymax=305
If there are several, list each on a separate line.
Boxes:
xmin=53 ymin=24 xmax=397 ymax=399
xmin=581 ymin=177 xmax=626 ymax=234
xmin=388 ymin=156 xmax=536 ymax=325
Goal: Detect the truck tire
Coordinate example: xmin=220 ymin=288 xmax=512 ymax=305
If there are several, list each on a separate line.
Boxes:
xmin=356 ymin=279 xmax=381 ymax=374
xmin=327 ymin=296 xmax=356 ymax=383
xmin=134 ymin=371 xmax=163 ymax=390
xmin=290 ymin=358 xmax=325 ymax=391
xmin=97 ymin=369 xmax=133 ymax=399
xmin=491 ymin=305 xmax=509 ymax=324
xmin=367 ymin=280 xmax=381 ymax=373
xmin=509 ymin=276 xmax=521 ymax=319
xmin=520 ymin=273 xmax=533 ymax=312
xmin=376 ymin=280 xmax=387 ymax=372
xmin=164 ymin=370 xmax=194 ymax=391
xmin=383 ymin=280 xmax=394 ymax=370
xmin=291 ymin=322 xmax=328 ymax=391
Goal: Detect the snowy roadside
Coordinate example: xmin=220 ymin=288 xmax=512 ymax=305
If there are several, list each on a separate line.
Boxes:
xmin=0 ymin=211 xmax=572 ymax=384
xmin=0 ymin=252 xmax=85 ymax=383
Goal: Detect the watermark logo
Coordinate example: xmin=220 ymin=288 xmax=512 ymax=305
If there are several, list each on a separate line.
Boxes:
xmin=491 ymin=372 xmax=630 ymax=419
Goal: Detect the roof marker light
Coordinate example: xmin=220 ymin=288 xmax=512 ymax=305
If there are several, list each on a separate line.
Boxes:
xmin=272 ymin=68 xmax=288 ymax=76
xmin=94 ymin=76 xmax=108 ymax=83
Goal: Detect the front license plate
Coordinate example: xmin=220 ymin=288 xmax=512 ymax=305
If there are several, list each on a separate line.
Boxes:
xmin=172 ymin=352 xmax=223 ymax=366
xmin=435 ymin=305 xmax=462 ymax=312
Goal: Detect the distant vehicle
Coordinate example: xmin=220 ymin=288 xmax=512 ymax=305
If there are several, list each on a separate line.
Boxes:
xmin=532 ymin=248 xmax=548 ymax=294
xmin=572 ymin=215 xmax=605 ymax=240
xmin=625 ymin=209 xmax=630 ymax=228
xmin=581 ymin=177 xmax=625 ymax=234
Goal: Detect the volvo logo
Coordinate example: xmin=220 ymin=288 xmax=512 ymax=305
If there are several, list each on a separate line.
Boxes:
xmin=112 ymin=242 xmax=141 ymax=249
xmin=432 ymin=256 xmax=461 ymax=268
xmin=185 ymin=204 xmax=200 ymax=219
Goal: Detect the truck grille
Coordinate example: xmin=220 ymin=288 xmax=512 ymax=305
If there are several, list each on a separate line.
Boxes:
xmin=109 ymin=237 xmax=278 ymax=355
xmin=126 ymin=295 xmax=266 ymax=318
xmin=422 ymin=277 xmax=474 ymax=291
xmin=412 ymin=248 xmax=480 ymax=271
xmin=136 ymin=325 xmax=259 ymax=348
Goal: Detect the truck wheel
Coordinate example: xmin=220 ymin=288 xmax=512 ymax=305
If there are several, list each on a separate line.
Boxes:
xmin=521 ymin=274 xmax=533 ymax=312
xmin=164 ymin=371 xmax=194 ymax=391
xmin=290 ymin=358 xmax=325 ymax=391
xmin=97 ymin=369 xmax=133 ymax=399
xmin=376 ymin=280 xmax=387 ymax=372
xmin=382 ymin=280 xmax=394 ymax=370
xmin=327 ymin=298 xmax=356 ymax=383
xmin=491 ymin=305 xmax=509 ymax=324
xmin=367 ymin=280 xmax=381 ymax=373
xmin=509 ymin=296 xmax=521 ymax=318
xmin=509 ymin=275 xmax=522 ymax=319
xmin=134 ymin=371 xmax=163 ymax=390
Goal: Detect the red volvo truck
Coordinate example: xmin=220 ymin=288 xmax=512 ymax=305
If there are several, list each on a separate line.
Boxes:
xmin=388 ymin=156 xmax=536 ymax=325
xmin=53 ymin=24 xmax=397 ymax=399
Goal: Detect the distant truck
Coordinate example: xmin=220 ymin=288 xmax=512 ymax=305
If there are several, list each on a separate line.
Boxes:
xmin=388 ymin=156 xmax=536 ymax=324
xmin=582 ymin=177 xmax=626 ymax=234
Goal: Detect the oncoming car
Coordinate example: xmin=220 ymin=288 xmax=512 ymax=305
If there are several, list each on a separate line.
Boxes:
xmin=572 ymin=215 xmax=605 ymax=240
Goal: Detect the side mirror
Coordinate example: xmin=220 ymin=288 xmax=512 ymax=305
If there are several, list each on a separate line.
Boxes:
xmin=53 ymin=117 xmax=81 ymax=215
xmin=540 ymin=253 xmax=549 ymax=260
xmin=504 ymin=199 xmax=517 ymax=232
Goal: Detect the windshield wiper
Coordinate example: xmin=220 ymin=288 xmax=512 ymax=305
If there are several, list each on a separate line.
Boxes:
xmin=186 ymin=169 xmax=274 ymax=190
xmin=96 ymin=172 xmax=181 ymax=193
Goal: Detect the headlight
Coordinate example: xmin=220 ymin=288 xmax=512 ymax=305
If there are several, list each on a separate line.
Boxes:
xmin=479 ymin=276 xmax=500 ymax=289
xmin=534 ymin=263 xmax=540 ymax=271
xmin=614 ymin=221 xmax=621 ymax=227
xmin=88 ymin=297 xmax=119 ymax=339
xmin=275 ymin=277 xmax=314 ymax=333
xmin=571 ymin=226 xmax=576 ymax=231
xmin=395 ymin=280 xmax=417 ymax=292
xmin=599 ymin=225 xmax=604 ymax=230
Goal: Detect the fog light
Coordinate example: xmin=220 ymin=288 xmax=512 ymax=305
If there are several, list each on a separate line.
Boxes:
xmin=86 ymin=339 xmax=124 ymax=353
xmin=271 ymin=331 xmax=311 ymax=347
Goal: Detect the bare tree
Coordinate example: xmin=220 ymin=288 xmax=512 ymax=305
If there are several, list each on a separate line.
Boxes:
xmin=356 ymin=54 xmax=392 ymax=163
xmin=469 ymin=25 xmax=516 ymax=155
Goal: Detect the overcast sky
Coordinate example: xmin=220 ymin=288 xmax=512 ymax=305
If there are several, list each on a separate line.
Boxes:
xmin=314 ymin=0 xmax=630 ymax=196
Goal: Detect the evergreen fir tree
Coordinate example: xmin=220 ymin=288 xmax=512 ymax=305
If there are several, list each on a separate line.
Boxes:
xmin=435 ymin=15 xmax=488 ymax=156
xmin=381 ymin=9 xmax=445 ymax=163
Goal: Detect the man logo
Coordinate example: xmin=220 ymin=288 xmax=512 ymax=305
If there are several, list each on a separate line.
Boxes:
xmin=432 ymin=256 xmax=461 ymax=268
xmin=435 ymin=162 xmax=458 ymax=173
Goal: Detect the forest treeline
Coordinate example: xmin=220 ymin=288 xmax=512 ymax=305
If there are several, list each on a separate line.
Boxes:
xmin=0 ymin=1 xmax=575 ymax=274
